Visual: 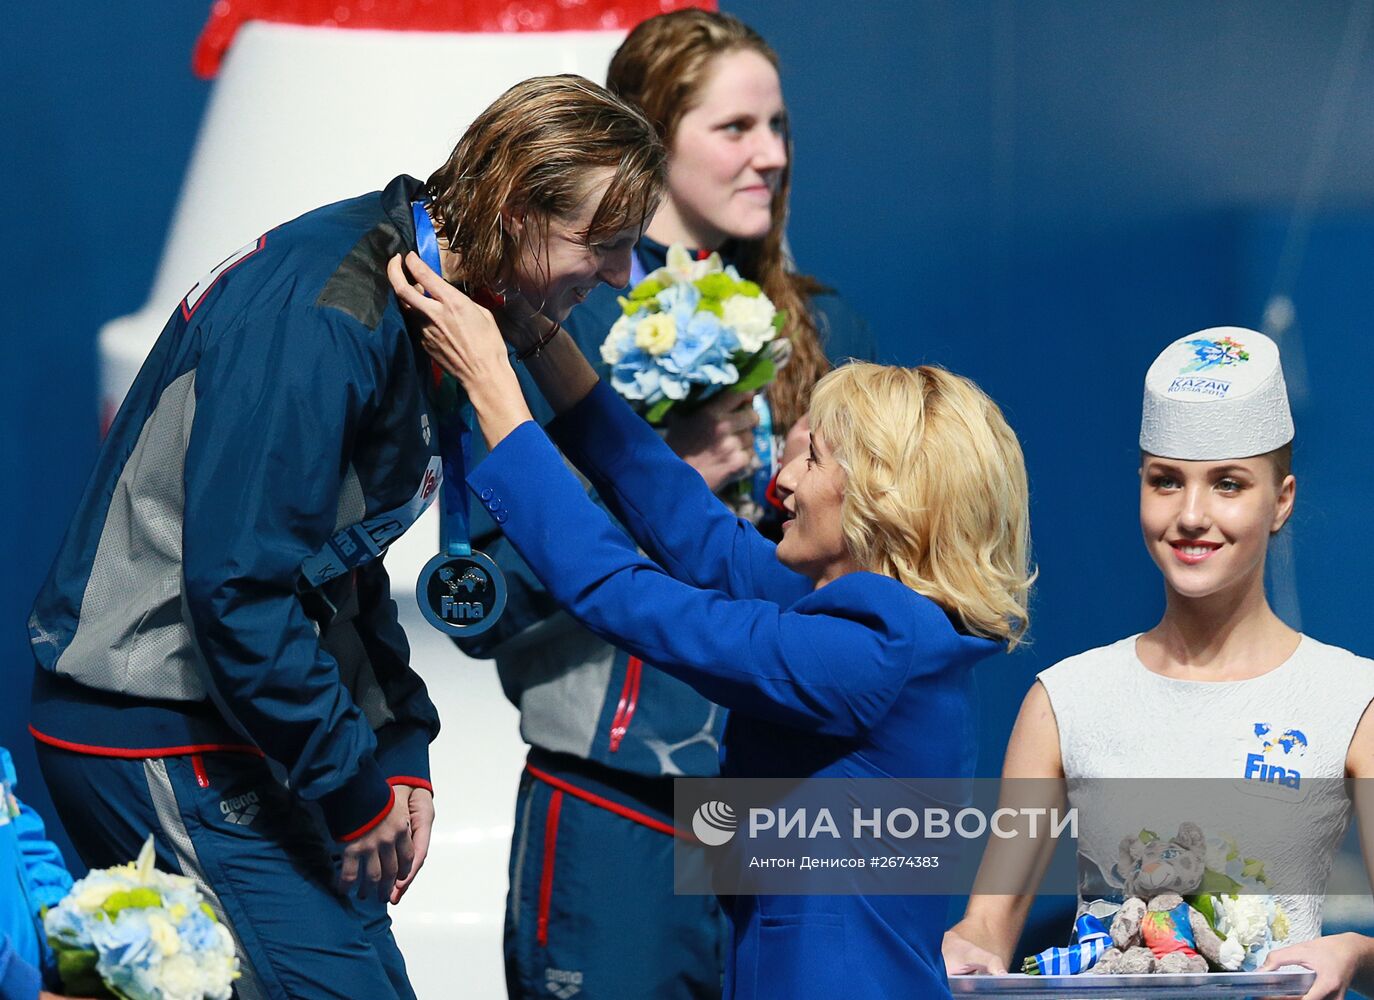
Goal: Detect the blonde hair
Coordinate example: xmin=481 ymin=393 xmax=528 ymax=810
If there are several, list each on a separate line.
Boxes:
xmin=425 ymin=75 xmax=666 ymax=291
xmin=607 ymin=10 xmax=829 ymax=431
xmin=809 ymin=363 xmax=1035 ymax=648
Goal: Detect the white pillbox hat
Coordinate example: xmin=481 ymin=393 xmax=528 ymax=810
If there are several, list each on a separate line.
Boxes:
xmin=1139 ymin=327 xmax=1294 ymax=461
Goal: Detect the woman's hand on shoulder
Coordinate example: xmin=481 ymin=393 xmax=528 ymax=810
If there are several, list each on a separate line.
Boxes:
xmin=388 ymin=252 xmax=531 ymax=445
xmin=388 ymin=252 xmax=510 ymax=390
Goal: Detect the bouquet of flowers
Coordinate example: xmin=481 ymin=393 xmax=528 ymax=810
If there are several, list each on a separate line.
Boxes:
xmin=44 ymin=836 xmax=239 ymax=1000
xmin=600 ymin=244 xmax=787 ymax=424
xmin=1190 ymin=834 xmax=1292 ymax=971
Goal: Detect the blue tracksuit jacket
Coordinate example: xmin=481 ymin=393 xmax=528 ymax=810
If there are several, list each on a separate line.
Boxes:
xmin=28 ymin=176 xmax=441 ymax=841
xmin=468 ymin=381 xmax=1000 ymax=1000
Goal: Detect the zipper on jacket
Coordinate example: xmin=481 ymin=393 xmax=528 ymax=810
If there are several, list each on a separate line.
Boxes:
xmin=608 ymin=657 xmax=643 ymax=753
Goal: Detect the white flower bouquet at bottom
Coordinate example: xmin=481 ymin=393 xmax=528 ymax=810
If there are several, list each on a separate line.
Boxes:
xmin=1190 ymin=834 xmax=1292 ymax=971
xmin=44 ymin=835 xmax=239 ymax=999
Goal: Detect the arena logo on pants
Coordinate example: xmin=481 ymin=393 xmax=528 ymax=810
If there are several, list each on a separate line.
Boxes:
xmin=220 ymin=790 xmax=260 ymax=826
xmin=544 ymin=967 xmax=582 ymax=999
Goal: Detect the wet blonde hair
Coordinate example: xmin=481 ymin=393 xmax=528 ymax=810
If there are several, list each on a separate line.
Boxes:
xmin=809 ymin=363 xmax=1035 ymax=648
xmin=607 ymin=10 xmax=829 ymax=431
xmin=425 ymin=75 xmax=666 ymax=291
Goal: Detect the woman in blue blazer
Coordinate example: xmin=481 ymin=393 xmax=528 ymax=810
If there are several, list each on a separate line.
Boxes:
xmin=389 ymin=253 xmax=1034 ymax=999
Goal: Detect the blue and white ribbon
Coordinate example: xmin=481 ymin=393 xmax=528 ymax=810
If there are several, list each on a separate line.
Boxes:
xmin=1023 ymin=914 xmax=1111 ymax=975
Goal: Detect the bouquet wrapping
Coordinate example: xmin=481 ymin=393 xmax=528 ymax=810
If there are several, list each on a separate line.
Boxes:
xmin=44 ymin=836 xmax=239 ymax=1000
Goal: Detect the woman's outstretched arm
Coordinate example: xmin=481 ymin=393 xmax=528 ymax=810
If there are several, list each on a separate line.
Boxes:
xmin=388 ymin=252 xmax=807 ymax=605
xmin=945 ymin=682 xmax=1067 ymax=974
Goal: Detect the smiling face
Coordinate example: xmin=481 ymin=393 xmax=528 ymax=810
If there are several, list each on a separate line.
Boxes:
xmin=508 ymin=167 xmax=642 ymax=321
xmin=774 ymin=428 xmax=860 ymax=587
xmin=1139 ymin=453 xmax=1296 ymax=602
xmin=649 ymin=48 xmax=787 ymax=250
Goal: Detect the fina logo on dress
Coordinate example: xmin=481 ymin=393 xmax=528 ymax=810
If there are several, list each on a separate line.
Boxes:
xmin=1242 ymin=722 xmax=1308 ymax=790
xmin=692 ymin=800 xmax=738 ymax=846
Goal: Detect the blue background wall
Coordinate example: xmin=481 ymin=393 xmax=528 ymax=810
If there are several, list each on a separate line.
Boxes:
xmin=4 ymin=0 xmax=1373 ymax=957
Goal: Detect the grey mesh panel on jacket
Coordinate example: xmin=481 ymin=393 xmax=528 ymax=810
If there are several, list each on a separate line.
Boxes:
xmin=56 ymin=368 xmax=384 ymax=719
xmin=496 ymin=611 xmax=616 ymax=760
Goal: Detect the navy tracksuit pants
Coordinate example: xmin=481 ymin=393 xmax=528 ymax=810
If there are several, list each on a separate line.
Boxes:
xmin=36 ymin=745 xmax=415 ymax=1000
xmin=505 ymin=765 xmax=725 ymax=1000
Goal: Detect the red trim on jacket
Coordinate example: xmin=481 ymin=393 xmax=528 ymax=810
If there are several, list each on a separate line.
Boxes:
xmin=536 ymin=789 xmax=564 ymax=948
xmin=387 ymin=776 xmax=433 ymax=793
xmin=526 ymin=764 xmax=692 ymax=842
xmin=608 ymin=656 xmax=643 ymax=752
xmin=337 ymin=787 xmax=396 ymax=843
xmin=30 ymin=724 xmax=264 ymax=760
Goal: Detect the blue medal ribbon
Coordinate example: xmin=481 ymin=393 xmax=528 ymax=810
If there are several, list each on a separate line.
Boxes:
xmin=410 ymin=201 xmax=507 ymax=637
xmin=413 ymin=201 xmax=472 ymax=558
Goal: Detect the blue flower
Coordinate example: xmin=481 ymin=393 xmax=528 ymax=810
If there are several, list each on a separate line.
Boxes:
xmin=654 ymin=284 xmax=739 ymax=400
xmin=178 ymin=909 xmax=223 ymax=954
xmin=91 ymin=911 xmax=161 ymax=998
xmin=610 ymin=345 xmax=665 ymax=404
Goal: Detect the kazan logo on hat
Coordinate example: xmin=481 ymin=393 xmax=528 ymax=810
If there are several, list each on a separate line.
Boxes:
xmin=1141 ymin=327 xmax=1294 ymax=461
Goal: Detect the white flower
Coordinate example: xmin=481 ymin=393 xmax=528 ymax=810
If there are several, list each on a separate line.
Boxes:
xmin=634 ymin=313 xmax=677 ymax=356
xmin=146 ymin=912 xmax=181 ymax=957
xmin=601 ymin=315 xmax=633 ymax=365
xmin=662 ymin=244 xmax=722 ymax=283
xmin=1218 ymin=936 xmax=1245 ymax=971
xmin=721 ymin=295 xmax=777 ymax=353
xmin=156 ymin=952 xmax=206 ymax=1000
xmin=1216 ymin=894 xmax=1269 ymax=949
xmin=1271 ymin=902 xmax=1291 ymax=943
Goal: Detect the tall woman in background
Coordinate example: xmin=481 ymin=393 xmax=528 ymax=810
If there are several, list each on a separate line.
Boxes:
xmin=456 ymin=11 xmax=873 ymax=999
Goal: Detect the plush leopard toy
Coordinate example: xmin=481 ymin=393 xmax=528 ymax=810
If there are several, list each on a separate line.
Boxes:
xmin=1091 ymin=822 xmax=1232 ymax=975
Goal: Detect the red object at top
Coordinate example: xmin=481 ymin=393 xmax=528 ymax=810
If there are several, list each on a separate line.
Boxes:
xmin=194 ymin=0 xmax=715 ymax=78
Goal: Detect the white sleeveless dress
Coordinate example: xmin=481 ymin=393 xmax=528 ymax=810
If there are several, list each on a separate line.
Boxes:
xmin=1038 ymin=634 xmax=1374 ymax=943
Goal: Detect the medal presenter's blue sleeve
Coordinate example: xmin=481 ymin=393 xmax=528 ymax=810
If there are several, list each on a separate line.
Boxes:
xmin=548 ymin=381 xmax=809 ymax=606
xmin=470 ymin=421 xmax=915 ymax=739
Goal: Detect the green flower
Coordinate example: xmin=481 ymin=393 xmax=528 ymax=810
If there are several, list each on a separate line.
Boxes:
xmin=629 ymin=277 xmax=665 ymax=301
xmin=693 ymin=273 xmax=737 ymax=300
xmin=102 ymin=887 xmax=163 ymax=917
